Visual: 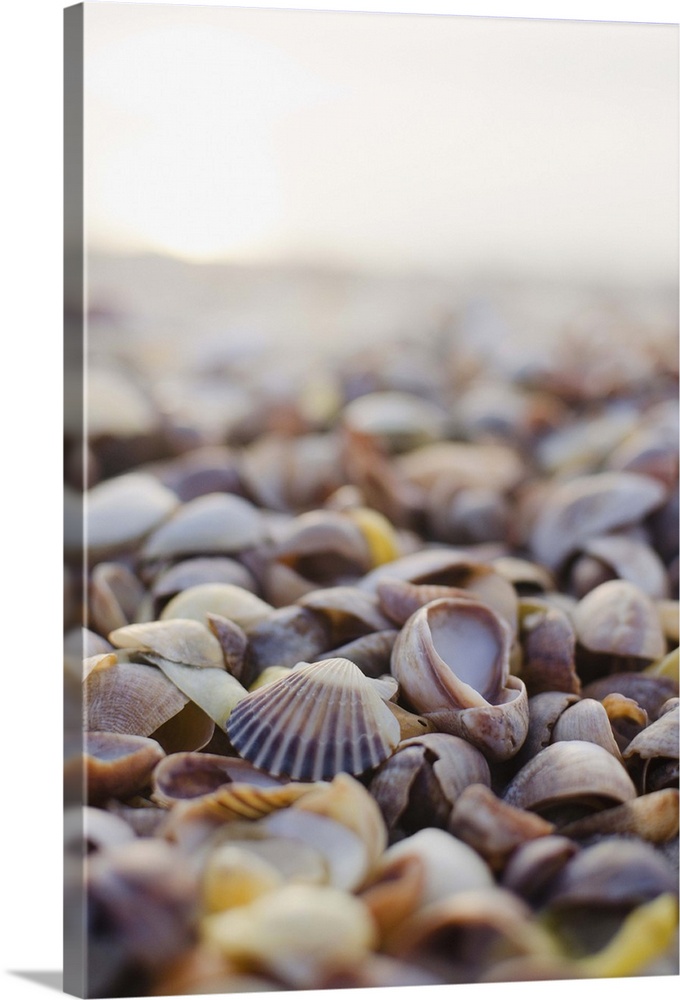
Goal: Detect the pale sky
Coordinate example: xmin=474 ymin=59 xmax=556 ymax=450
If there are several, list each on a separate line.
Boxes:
xmin=83 ymin=1 xmax=678 ymax=284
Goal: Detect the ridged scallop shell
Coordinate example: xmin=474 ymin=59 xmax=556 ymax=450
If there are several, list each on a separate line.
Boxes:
xmin=226 ymin=657 xmax=401 ymax=780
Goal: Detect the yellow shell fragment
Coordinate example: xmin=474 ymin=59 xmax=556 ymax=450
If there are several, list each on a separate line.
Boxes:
xmin=574 ymin=893 xmax=679 ymax=978
xmin=645 ymin=647 xmax=679 ymax=682
xmin=201 ymin=883 xmax=378 ymax=987
xmin=201 ymin=844 xmax=284 ymax=914
xmin=346 ymin=507 xmax=401 ymax=567
xmin=249 ymin=666 xmax=293 ymax=691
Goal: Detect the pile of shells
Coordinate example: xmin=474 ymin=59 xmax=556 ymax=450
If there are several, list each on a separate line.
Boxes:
xmin=65 ymin=313 xmax=679 ymax=997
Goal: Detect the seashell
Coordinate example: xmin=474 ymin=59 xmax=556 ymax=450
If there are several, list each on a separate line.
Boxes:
xmin=151 ymin=752 xmax=283 ymax=807
xmin=597 ymin=691 xmax=648 ymax=753
xmin=66 ymin=806 xmax=136 ymax=855
xmin=77 ymin=472 xmax=179 ymax=558
xmin=148 ymin=700 xmax=215 ymax=756
xmin=391 ymin=597 xmax=511 ymax=712
xmin=149 ymin=444 xmax=244 ymax=503
xmin=201 ymin=844 xmax=284 ymax=914
xmin=342 ymin=390 xmax=448 ymax=452
xmin=448 ymin=783 xmax=555 ymax=872
xmin=160 ymin=583 xmax=273 ymax=629
xmin=384 ymin=886 xmax=558 ymax=978
xmin=226 ymin=657 xmax=401 ymax=781
xmin=623 ymin=705 xmax=679 ymax=765
xmin=202 ymin=820 xmax=330 ymax=886
xmin=380 ymin=828 xmax=494 ymax=907
xmin=500 ymin=835 xmax=579 ymax=905
xmin=583 ymin=671 xmax=678 ymax=721
xmin=147 ymin=655 xmax=248 ymax=729
xmin=424 ymin=676 xmax=529 ymax=763
xmin=384 ymin=700 xmax=434 ymax=739
xmin=364 ymin=552 xmax=518 ymax=633
xmin=160 ymin=782 xmax=318 ymax=855
xmin=426 ymin=483 xmax=511 ymax=547
xmin=396 ymin=440 xmax=525 ymax=494
xmin=377 ymin=578 xmax=483 ymax=627
xmin=344 ymin=506 xmax=401 ymax=566
xmin=109 ymin=619 xmax=226 ymax=669
xmin=529 ymin=471 xmax=666 ymax=572
xmin=535 ymin=408 xmax=637 ymax=478
xmin=545 ymin=835 xmax=679 ymax=910
xmin=251 ymin=431 xmax=346 ymax=511
xmin=85 ymin=660 xmax=189 ymax=737
xmin=82 ymin=651 xmax=118 ymax=680
xmin=291 ymin=773 xmax=387 ymax=870
xmin=205 ymin=613 xmax=248 ymax=681
xmin=322 ymin=629 xmax=398 ymax=679
xmin=551 ymin=698 xmax=622 ymax=758
xmin=244 ymin=606 xmax=331 ymax=674
xmin=88 ymin=561 xmax=146 ymax=636
xmin=142 ymin=492 xmax=267 ymax=561
xmin=149 ymin=945 xmax=278 ymax=996
xmin=492 ymin=555 xmax=555 ymax=595
xmin=574 ymin=893 xmax=679 ymax=979
xmin=86 ymin=839 xmax=199 ymax=985
xmin=517 ymin=598 xmax=580 ymax=697
xmin=655 ymin=600 xmax=680 ymax=646
xmin=358 ymin=852 xmax=426 ymax=940
xmin=646 ymin=646 xmax=679 ymax=683
xmin=261 ymin=808 xmax=372 ymax=891
xmin=502 ymin=740 xmax=637 ymax=822
xmin=559 ymin=788 xmax=679 ymax=844
xmin=85 ymin=731 xmax=165 ymax=805
xmin=570 ymin=533 xmax=669 ymax=600
xmin=573 ymin=579 xmax=666 ymax=665
xmin=201 ymin=883 xmax=377 ymax=989
xmin=296 ymin=586 xmax=393 ymax=642
xmin=150 ymin=556 xmax=258 ymax=607
xmin=248 ymin=665 xmax=293 ymax=690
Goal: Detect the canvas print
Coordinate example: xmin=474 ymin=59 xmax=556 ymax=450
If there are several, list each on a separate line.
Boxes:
xmin=63 ymin=2 xmax=679 ymax=997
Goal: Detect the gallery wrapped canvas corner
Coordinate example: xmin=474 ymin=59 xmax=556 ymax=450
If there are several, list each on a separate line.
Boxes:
xmin=63 ymin=2 xmax=679 ymax=997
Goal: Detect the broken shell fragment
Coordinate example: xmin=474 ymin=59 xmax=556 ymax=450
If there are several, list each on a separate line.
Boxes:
xmin=391 ymin=597 xmax=511 ymax=712
xmin=226 ymin=657 xmax=401 ymax=780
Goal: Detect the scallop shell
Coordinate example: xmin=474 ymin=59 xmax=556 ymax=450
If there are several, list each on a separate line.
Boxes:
xmin=226 ymin=657 xmax=401 ymax=780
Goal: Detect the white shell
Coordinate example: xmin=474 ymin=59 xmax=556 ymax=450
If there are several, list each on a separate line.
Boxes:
xmin=226 ymin=657 xmax=401 ymax=780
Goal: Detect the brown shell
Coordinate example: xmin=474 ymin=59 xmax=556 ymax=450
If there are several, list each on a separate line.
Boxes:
xmin=85 ymin=731 xmax=166 ymax=805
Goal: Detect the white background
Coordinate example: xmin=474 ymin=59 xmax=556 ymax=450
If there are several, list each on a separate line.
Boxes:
xmin=1 ymin=2 xmax=678 ymax=999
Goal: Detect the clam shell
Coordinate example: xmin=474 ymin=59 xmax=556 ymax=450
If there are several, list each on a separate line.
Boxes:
xmin=573 ymin=580 xmax=666 ymax=661
xmin=147 ymin=655 xmax=248 ymax=729
xmin=623 ymin=705 xmax=679 ymax=762
xmin=80 ymin=472 xmax=179 ymax=557
xmin=109 ymin=619 xmax=225 ymax=669
xmin=502 ymin=740 xmax=637 ymax=819
xmin=85 ymin=661 xmax=189 ymax=737
xmin=382 ymin=828 xmax=494 ymax=907
xmin=226 ymin=657 xmax=400 ymax=780
xmin=160 ymin=583 xmax=273 ymax=629
xmin=551 ymin=698 xmax=622 ymax=758
xmin=529 ymin=471 xmax=666 ymax=571
xmin=85 ymin=731 xmax=165 ymax=804
xmin=559 ymin=788 xmax=680 ymax=844
xmin=142 ymin=492 xmax=267 ymax=560
xmin=201 ymin=883 xmax=377 ymax=989
xmin=152 ymin=752 xmax=282 ymax=806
